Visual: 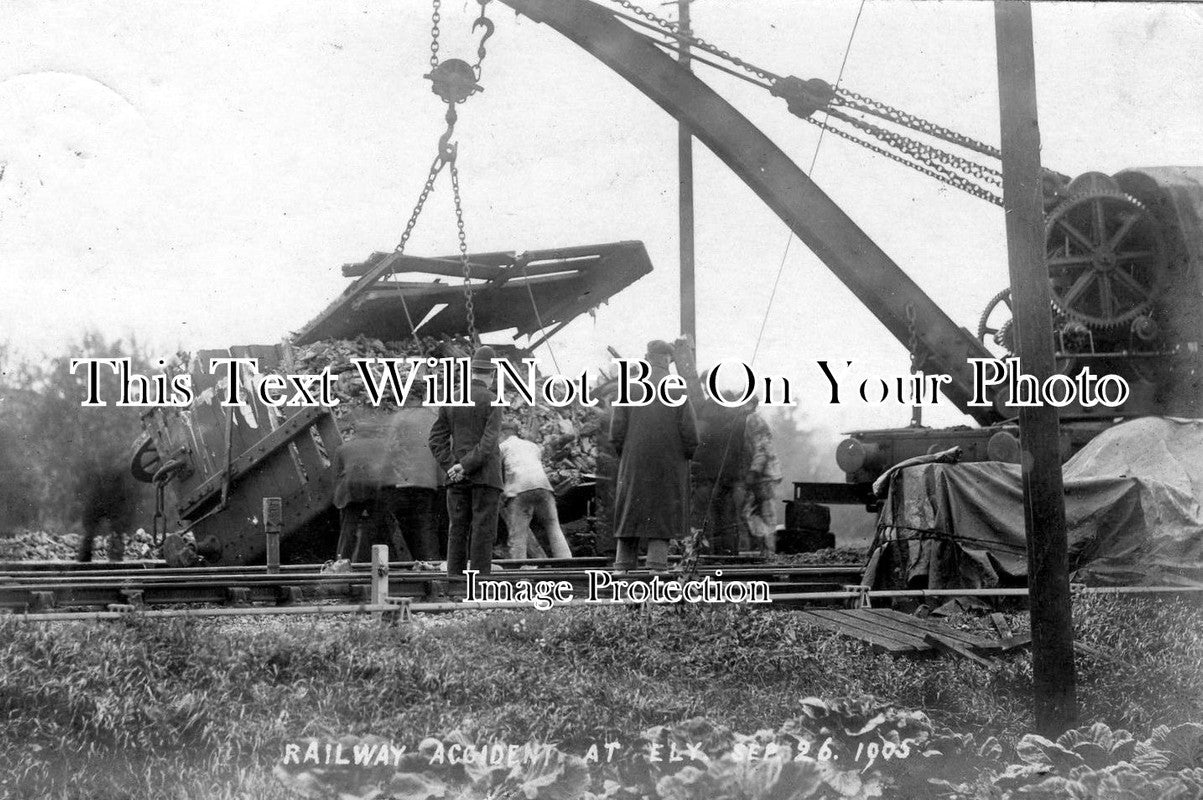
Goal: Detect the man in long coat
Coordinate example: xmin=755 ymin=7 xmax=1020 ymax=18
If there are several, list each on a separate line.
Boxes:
xmin=610 ymin=340 xmax=699 ymax=572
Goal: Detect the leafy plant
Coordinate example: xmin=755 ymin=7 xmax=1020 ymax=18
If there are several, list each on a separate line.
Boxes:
xmin=932 ymin=721 xmax=1203 ymax=799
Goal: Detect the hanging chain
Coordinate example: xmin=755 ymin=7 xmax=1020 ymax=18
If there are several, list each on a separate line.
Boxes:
xmin=393 ymin=152 xmax=447 ymax=256
xmin=401 ymin=2 xmax=483 ymax=346
xmin=449 ymin=158 xmax=477 ymax=344
xmin=605 ymin=0 xmax=778 ymax=82
xmin=382 ymin=140 xmax=448 ymax=348
xmin=905 ymin=304 xmax=923 ymax=427
xmin=430 ymin=0 xmax=442 ymax=68
xmin=152 ymin=482 xmax=167 ymax=547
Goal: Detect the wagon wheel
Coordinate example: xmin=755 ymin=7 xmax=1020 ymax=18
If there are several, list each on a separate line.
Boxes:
xmin=130 ymin=434 xmax=161 ymax=483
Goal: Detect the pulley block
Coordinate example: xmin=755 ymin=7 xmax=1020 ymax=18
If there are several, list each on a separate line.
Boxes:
xmin=425 ymin=59 xmax=483 ymax=104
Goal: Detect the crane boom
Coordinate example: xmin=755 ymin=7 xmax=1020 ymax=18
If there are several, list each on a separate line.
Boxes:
xmin=499 ymin=0 xmax=1003 ymax=425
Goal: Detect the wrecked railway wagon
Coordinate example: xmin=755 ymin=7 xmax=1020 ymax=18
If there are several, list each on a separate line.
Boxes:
xmin=132 ymin=242 xmax=652 ymax=566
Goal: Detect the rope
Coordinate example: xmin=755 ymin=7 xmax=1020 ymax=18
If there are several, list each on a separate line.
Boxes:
xmin=696 ymin=1 xmax=866 ymax=546
xmin=520 ymin=260 xmax=562 ymax=375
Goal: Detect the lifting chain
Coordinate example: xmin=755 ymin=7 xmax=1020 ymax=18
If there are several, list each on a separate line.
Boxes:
xmin=430 ymin=0 xmax=441 ymax=68
xmin=449 ymin=158 xmax=478 ymax=344
xmin=606 ymin=0 xmax=777 ymax=82
xmin=385 ymin=0 xmax=484 ymax=346
xmin=835 ymin=88 xmax=1071 ymax=186
xmin=387 ymin=146 xmax=446 ymax=347
xmin=836 ymin=88 xmax=1000 ymax=161
xmin=386 ymin=104 xmax=479 ymax=345
xmin=604 ymin=0 xmax=1069 ymax=204
xmin=803 ymin=115 xmax=1003 ymax=206
xmin=905 ymin=303 xmax=923 ymax=428
xmin=831 ymin=109 xmax=1003 ymax=186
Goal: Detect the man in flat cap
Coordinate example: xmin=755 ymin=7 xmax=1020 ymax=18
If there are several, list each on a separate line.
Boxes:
xmin=429 ymin=345 xmax=503 ymax=581
xmin=609 ymin=339 xmax=699 ymax=572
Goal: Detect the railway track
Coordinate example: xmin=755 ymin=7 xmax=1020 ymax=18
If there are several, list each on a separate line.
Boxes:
xmin=0 ymin=556 xmax=866 ymax=614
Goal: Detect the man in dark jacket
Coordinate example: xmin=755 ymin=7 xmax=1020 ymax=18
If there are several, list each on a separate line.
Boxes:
xmin=381 ymin=383 xmax=443 ymax=561
xmin=332 ymin=418 xmax=391 ymax=562
xmin=428 ymin=345 xmax=503 ymax=579
xmin=610 ymin=340 xmax=699 ymax=572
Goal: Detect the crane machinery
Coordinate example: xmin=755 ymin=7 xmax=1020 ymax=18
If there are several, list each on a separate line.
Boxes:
xmin=495 ymin=0 xmax=1203 ymax=516
xmin=132 ymin=0 xmax=1202 ymax=564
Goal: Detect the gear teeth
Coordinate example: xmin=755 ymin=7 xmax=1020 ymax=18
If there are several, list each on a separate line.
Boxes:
xmin=1043 ymin=188 xmax=1167 ymax=329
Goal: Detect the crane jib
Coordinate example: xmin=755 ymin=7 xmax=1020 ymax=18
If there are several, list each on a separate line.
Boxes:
xmin=497 ymin=0 xmax=1002 ymax=425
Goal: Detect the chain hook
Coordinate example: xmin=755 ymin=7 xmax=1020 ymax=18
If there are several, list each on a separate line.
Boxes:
xmin=471 ymin=0 xmax=495 ymax=79
xmin=438 ymin=104 xmax=459 ymax=162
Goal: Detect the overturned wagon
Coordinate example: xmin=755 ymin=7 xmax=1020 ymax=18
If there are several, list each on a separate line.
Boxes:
xmin=133 ymin=242 xmax=652 ymax=566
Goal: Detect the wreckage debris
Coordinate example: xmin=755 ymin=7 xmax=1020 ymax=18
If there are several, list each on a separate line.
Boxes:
xmin=277 ymin=335 xmax=608 ymax=495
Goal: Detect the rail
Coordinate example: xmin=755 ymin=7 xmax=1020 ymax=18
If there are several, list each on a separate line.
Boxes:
xmin=3 ymin=541 xmax=1198 ymax=622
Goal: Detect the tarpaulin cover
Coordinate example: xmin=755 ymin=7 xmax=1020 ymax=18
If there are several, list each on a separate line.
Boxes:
xmin=870 ymin=417 xmax=1203 ymax=587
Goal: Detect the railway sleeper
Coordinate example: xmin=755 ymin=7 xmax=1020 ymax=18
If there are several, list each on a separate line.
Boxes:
xmin=227 ymin=587 xmax=251 ymax=607
xmin=276 ymin=585 xmax=304 ymax=605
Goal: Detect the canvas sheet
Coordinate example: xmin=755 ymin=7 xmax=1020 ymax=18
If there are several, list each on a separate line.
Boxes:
xmin=872 ymin=417 xmax=1203 ymax=587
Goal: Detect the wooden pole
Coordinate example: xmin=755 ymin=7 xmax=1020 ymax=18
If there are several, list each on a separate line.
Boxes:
xmin=678 ymin=0 xmax=696 ymax=347
xmin=994 ymin=1 xmax=1077 ymax=735
xmin=370 ymin=544 xmax=389 ymax=607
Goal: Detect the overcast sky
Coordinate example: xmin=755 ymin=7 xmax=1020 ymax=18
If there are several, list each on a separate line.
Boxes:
xmin=2 ymin=0 xmax=1201 ymax=437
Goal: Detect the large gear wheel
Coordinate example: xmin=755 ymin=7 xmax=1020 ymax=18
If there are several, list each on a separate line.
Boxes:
xmin=1044 ymin=174 xmax=1168 ymax=329
xmin=974 ymin=287 xmax=1080 ymax=378
xmin=977 ymin=287 xmax=1016 ymax=353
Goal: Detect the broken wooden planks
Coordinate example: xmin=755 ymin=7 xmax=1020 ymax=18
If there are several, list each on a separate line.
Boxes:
xmin=924 ymin=633 xmax=994 ymax=668
xmin=800 ymin=608 xmax=1112 ymax=669
xmin=800 ymin=608 xmax=997 ymax=657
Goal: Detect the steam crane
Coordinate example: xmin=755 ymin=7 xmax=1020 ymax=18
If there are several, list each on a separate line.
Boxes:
xmin=496 ymin=0 xmax=1203 ymax=510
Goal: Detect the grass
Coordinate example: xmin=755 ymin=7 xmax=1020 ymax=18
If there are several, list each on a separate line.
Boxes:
xmin=1 ymin=594 xmax=1200 ymax=798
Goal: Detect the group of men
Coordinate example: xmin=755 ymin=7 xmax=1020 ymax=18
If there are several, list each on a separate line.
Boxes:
xmin=331 ymin=345 xmax=571 ymax=580
xmin=332 ymin=339 xmax=781 ymax=582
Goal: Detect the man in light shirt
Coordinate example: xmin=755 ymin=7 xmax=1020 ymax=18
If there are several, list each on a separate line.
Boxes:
xmin=499 ymin=419 xmax=573 ymax=560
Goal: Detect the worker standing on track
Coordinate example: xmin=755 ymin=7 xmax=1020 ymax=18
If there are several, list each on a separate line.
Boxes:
xmin=499 ymin=418 xmax=573 ymax=560
xmin=610 ymin=339 xmax=699 ymax=573
xmin=741 ymin=396 xmax=782 ymax=557
xmin=691 ymin=390 xmax=752 ymax=556
xmin=428 ymin=345 xmax=503 ymax=581
xmin=381 ymin=378 xmax=443 ymax=562
xmin=332 ymin=418 xmax=391 ymax=562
